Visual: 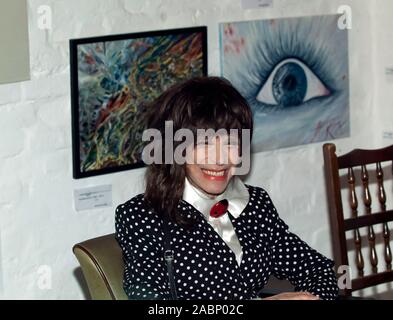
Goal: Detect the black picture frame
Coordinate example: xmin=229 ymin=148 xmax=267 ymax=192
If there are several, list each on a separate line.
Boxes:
xmin=70 ymin=26 xmax=208 ymax=179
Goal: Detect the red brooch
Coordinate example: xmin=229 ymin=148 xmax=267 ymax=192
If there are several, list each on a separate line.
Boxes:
xmin=210 ymin=199 xmax=229 ymax=218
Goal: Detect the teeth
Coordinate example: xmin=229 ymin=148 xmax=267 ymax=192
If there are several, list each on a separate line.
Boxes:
xmin=202 ymin=169 xmax=225 ymax=177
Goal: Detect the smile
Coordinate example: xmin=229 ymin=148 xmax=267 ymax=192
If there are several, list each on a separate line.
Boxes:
xmin=201 ymin=169 xmax=226 ymax=177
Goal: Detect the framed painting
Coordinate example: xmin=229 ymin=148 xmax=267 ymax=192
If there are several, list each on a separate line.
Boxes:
xmin=219 ymin=15 xmax=349 ymax=152
xmin=70 ymin=26 xmax=207 ymax=178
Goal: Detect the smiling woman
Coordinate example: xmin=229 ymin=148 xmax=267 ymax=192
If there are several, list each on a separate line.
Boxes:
xmin=114 ymin=76 xmax=339 ymax=300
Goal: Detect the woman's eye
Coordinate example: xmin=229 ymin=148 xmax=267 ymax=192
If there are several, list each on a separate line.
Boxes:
xmin=256 ymin=58 xmax=331 ymax=107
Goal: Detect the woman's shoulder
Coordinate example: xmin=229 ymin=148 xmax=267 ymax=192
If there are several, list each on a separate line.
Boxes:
xmin=116 ymin=193 xmax=145 ymax=210
xmin=244 ymin=183 xmax=271 ymax=199
xmin=115 ymin=193 xmax=159 ymax=223
xmin=115 ymin=194 xmax=164 ymax=244
xmin=244 ymin=184 xmax=278 ymax=218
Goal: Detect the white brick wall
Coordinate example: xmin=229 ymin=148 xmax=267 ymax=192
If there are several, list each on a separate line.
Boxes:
xmin=0 ymin=0 xmax=388 ymax=299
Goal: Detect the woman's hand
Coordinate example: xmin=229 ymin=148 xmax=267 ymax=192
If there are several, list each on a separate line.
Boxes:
xmin=262 ymin=292 xmax=320 ymax=300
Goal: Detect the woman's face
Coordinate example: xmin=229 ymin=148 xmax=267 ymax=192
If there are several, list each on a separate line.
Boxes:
xmin=185 ymin=134 xmax=239 ymax=198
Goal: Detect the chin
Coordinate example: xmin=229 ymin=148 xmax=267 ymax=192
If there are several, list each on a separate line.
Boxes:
xmin=200 ymin=180 xmax=230 ymax=196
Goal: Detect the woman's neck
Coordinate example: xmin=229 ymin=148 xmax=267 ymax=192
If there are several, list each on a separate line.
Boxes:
xmin=186 ymin=176 xmax=230 ymax=200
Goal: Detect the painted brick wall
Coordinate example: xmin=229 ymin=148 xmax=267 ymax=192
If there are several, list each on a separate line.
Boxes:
xmin=0 ymin=0 xmax=387 ymax=299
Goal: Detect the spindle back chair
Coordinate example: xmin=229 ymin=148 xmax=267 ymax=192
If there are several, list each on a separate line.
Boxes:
xmin=323 ymin=143 xmax=393 ymax=296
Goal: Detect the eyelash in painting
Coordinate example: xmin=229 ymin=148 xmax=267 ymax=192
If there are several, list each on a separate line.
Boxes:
xmin=251 ymin=31 xmax=334 ymax=89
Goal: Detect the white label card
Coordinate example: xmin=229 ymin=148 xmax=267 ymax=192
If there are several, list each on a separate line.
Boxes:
xmin=385 ymin=67 xmax=393 ymax=83
xmin=383 ymin=131 xmax=393 ymax=140
xmin=74 ymin=185 xmax=112 ymax=211
xmin=241 ymin=0 xmax=273 ymax=9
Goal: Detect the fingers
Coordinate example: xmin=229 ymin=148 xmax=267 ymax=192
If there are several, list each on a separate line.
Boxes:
xmin=262 ymin=291 xmax=320 ymax=300
xmin=294 ymin=292 xmax=320 ymax=300
xmin=297 ymin=291 xmax=319 ymax=300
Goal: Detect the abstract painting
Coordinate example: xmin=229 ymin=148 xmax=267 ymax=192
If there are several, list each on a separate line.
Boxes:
xmin=219 ymin=15 xmax=349 ymax=152
xmin=70 ymin=27 xmax=207 ymax=178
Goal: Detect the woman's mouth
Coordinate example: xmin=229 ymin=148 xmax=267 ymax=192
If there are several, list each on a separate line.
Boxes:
xmin=201 ymin=169 xmax=228 ymax=180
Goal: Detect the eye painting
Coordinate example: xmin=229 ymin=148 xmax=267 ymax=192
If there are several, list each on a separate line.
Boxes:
xmin=219 ymin=15 xmax=349 ymax=152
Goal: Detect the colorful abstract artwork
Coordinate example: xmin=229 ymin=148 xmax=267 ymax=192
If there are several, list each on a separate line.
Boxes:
xmin=70 ymin=27 xmax=207 ymax=178
xmin=219 ymin=15 xmax=349 ymax=152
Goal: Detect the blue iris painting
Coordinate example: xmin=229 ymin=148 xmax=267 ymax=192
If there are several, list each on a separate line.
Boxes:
xmin=219 ymin=15 xmax=349 ymax=152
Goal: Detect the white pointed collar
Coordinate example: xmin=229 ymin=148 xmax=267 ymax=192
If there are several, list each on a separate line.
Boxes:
xmin=182 ymin=176 xmax=249 ymax=220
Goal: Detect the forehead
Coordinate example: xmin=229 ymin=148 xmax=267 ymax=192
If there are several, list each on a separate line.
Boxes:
xmin=195 ymin=129 xmax=240 ymax=137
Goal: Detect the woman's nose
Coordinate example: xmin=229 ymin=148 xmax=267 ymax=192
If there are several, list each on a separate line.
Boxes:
xmin=215 ymin=141 xmax=228 ymax=165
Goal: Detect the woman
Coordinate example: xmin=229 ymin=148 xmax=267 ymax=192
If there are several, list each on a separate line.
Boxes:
xmin=115 ymin=76 xmax=338 ymax=300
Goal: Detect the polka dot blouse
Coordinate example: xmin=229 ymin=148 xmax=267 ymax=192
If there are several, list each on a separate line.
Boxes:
xmin=115 ymin=185 xmax=339 ymax=300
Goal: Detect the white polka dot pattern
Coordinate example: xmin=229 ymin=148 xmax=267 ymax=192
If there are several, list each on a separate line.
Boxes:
xmin=115 ymin=185 xmax=339 ymax=300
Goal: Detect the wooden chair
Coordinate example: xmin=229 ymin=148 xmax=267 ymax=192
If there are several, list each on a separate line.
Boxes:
xmin=323 ymin=143 xmax=393 ymax=296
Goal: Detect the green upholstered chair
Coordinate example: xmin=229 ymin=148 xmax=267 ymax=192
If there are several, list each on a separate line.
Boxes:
xmin=73 ymin=233 xmax=128 ymax=300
